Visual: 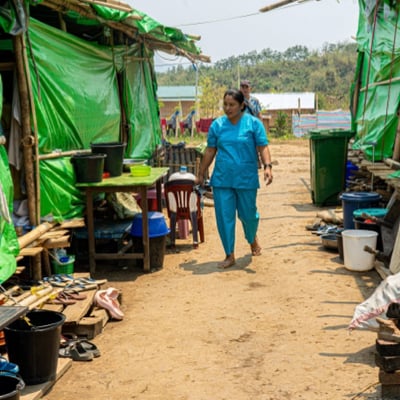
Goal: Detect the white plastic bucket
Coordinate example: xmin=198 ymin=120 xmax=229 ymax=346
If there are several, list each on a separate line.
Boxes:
xmin=342 ymin=229 xmax=378 ymax=272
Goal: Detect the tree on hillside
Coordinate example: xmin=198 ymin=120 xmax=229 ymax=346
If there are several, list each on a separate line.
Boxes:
xmin=156 ymin=42 xmax=358 ymax=110
xmin=198 ymin=76 xmax=226 ymax=118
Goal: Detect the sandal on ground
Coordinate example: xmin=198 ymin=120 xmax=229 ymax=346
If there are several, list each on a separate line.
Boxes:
xmin=79 ymin=340 xmax=101 ymax=358
xmin=59 ymin=342 xmax=93 ymax=361
xmin=60 ymin=333 xmax=78 ymax=347
xmin=305 ymin=221 xmax=323 ymax=231
xmin=51 ymin=292 xmax=77 ymax=305
xmin=217 ymin=257 xmax=236 ymax=269
xmin=94 ymin=290 xmax=124 ymax=320
xmin=0 ymin=356 xmax=19 ymax=375
xmin=62 ymin=290 xmax=87 ymax=301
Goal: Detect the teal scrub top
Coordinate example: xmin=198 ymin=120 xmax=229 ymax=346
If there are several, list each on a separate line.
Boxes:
xmin=207 ymin=113 xmax=268 ymax=189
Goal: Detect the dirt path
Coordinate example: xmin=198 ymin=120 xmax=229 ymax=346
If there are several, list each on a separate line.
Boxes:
xmin=43 ymin=139 xmax=382 ymax=400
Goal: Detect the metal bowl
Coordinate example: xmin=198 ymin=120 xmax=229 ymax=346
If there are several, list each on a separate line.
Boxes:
xmin=321 ymin=233 xmax=338 ymax=250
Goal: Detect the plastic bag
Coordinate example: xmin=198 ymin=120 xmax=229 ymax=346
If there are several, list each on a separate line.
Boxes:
xmin=349 ymin=273 xmax=400 ymax=331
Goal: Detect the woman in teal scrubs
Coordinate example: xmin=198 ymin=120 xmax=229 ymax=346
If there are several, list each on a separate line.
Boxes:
xmin=197 ymin=89 xmax=273 ymax=269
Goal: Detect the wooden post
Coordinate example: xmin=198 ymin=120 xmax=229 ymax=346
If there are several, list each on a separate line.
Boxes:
xmin=13 ymin=34 xmax=37 ymax=226
xmin=393 ymin=113 xmax=400 ymax=161
xmin=22 ymin=33 xmax=41 ymax=226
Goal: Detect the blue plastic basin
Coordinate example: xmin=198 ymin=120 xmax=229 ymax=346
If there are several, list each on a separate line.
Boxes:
xmin=130 ymin=211 xmax=170 ymax=238
xmin=353 ymin=207 xmax=388 ymax=219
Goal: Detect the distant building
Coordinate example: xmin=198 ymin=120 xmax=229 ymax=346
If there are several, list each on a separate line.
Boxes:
xmin=253 ymin=92 xmax=316 ymax=132
xmin=157 ymin=86 xmax=198 ymax=120
xmin=253 ymin=92 xmax=350 ymax=136
xmin=254 ymin=92 xmax=316 ymax=112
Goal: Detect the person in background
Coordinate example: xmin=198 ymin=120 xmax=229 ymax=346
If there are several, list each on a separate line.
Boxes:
xmin=240 ymin=80 xmax=262 ymax=119
xmin=240 ymin=79 xmax=264 ymax=168
xmin=196 ymin=89 xmax=273 ymax=269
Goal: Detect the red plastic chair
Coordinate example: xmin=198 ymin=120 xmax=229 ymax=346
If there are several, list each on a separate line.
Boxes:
xmin=164 ymin=180 xmax=205 ymax=248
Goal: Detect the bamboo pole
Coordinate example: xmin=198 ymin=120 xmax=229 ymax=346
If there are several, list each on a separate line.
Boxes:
xmin=13 ymin=35 xmax=37 ymax=226
xmin=4 ymin=289 xmax=33 ymax=305
xmin=359 ymin=76 xmax=400 ymax=92
xmin=42 ymin=0 xmax=137 ymax=37
xmin=18 ymin=285 xmax=55 ymax=308
xmin=83 ymin=0 xmax=134 ymax=13
xmin=18 ymin=221 xmax=56 ymax=249
xmin=38 ymin=149 xmax=91 ymax=160
xmin=393 ymin=112 xmax=400 ymax=162
xmin=260 ymin=0 xmax=298 ymax=13
xmin=22 ymin=32 xmax=41 ymax=226
xmin=385 ymin=158 xmax=400 ymax=170
xmin=40 ymin=0 xmax=211 ymax=63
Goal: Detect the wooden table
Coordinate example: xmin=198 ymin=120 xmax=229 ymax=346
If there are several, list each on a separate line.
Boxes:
xmin=77 ymin=167 xmax=169 ymax=275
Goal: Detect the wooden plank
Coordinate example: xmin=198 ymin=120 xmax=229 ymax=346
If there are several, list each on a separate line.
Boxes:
xmin=43 ymin=236 xmax=70 ymax=249
xmin=20 ymin=358 xmax=72 ymax=400
xmin=62 ymin=289 xmax=97 ymax=324
xmin=38 ymin=230 xmax=70 ymax=240
xmin=69 ymin=308 xmax=109 ymax=339
xmin=19 ymin=247 xmax=43 ymax=257
xmin=57 ymin=218 xmax=85 ymax=229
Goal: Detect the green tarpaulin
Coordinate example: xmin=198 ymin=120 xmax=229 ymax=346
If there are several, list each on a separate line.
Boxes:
xmin=0 ymin=78 xmax=19 ymax=283
xmin=0 ymin=0 xmax=207 ymax=282
xmin=351 ymin=0 xmax=400 ymax=161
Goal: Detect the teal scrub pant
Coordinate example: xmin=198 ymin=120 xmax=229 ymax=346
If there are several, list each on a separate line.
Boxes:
xmin=213 ymin=187 xmax=259 ymax=256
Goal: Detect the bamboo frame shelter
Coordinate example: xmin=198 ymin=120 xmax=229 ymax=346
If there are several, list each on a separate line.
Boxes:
xmin=0 ymin=0 xmax=209 ymax=282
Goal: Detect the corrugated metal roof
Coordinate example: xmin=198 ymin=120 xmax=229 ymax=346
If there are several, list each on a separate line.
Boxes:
xmin=253 ymin=92 xmax=315 ymax=111
xmin=158 ymin=86 xmax=198 ymax=101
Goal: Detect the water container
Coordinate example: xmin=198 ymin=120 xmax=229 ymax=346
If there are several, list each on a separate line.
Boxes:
xmin=130 ymin=211 xmax=170 ymax=238
xmin=130 ymin=212 xmax=170 ymax=270
xmin=91 ymin=142 xmax=126 ymax=177
xmin=0 ymin=375 xmax=25 ymax=400
xmin=345 ymin=161 xmax=358 ymax=186
xmin=168 ymin=165 xmax=196 ymax=182
xmin=340 ymin=192 xmax=381 ymax=229
xmin=4 ymin=310 xmax=65 ymax=385
xmin=342 ymin=229 xmax=378 ymax=272
xmin=71 ymin=153 xmax=106 ymax=183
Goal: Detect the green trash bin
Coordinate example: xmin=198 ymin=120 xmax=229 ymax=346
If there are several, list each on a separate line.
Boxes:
xmin=309 ymin=129 xmax=354 ymax=207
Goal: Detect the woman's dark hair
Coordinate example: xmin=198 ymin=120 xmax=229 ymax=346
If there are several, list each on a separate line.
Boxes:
xmin=224 ymin=89 xmax=245 ymax=106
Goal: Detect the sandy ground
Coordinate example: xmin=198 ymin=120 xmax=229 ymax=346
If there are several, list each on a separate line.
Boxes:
xmin=43 ymin=139 xmax=383 ymax=400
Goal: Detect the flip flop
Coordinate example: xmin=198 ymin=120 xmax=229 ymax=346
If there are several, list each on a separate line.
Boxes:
xmin=62 ymin=290 xmax=87 ymax=301
xmin=59 ymin=342 xmax=93 ymax=361
xmin=79 ymin=340 xmax=101 ymax=358
xmin=51 ymin=292 xmax=76 ymax=305
xmin=0 ymin=356 xmax=19 ymax=375
xmin=94 ymin=290 xmax=124 ymax=320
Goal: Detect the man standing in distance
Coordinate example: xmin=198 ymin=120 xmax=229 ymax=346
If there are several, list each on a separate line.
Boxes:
xmin=240 ymin=80 xmax=264 ymax=168
xmin=240 ymin=80 xmax=262 ymax=120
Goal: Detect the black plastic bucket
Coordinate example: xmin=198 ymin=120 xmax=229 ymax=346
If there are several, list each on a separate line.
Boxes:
xmin=4 ymin=310 xmax=65 ymax=385
xmin=354 ymin=217 xmax=383 ymax=251
xmin=132 ymin=235 xmax=167 ymax=270
xmin=336 ymin=231 xmax=344 ymax=262
xmin=91 ymin=142 xmax=126 ymax=177
xmin=0 ymin=375 xmax=25 ymax=400
xmin=71 ymin=153 xmax=106 ymax=183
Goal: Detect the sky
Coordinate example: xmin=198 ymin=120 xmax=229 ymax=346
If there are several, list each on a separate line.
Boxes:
xmin=128 ymin=0 xmax=359 ymax=70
